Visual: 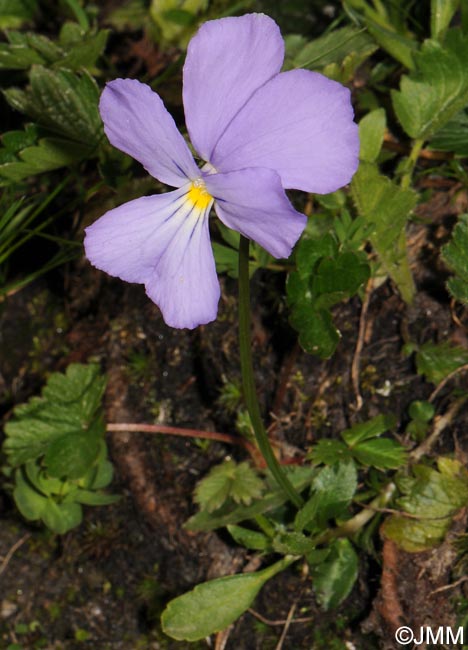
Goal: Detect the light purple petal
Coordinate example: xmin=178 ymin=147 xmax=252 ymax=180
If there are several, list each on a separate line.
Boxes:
xmin=84 ymin=188 xmax=220 ymax=329
xmin=205 ymin=168 xmax=307 ymax=259
xmin=183 ymin=13 xmax=284 ymax=163
xmin=211 ymin=70 xmax=360 ymax=194
xmin=100 ymin=79 xmax=199 ymax=187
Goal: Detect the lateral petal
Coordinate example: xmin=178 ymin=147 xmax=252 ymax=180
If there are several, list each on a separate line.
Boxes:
xmin=183 ymin=13 xmax=284 ymax=163
xmin=84 ymin=188 xmax=220 ymax=329
xmin=205 ymin=168 xmax=307 ymax=259
xmin=211 ymin=69 xmax=359 ymax=194
xmin=100 ymin=79 xmax=199 ymax=187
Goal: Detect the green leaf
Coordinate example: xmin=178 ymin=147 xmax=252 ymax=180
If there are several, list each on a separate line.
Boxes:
xmin=54 ymin=29 xmax=109 ymax=71
xmin=431 ymin=0 xmax=459 ymax=42
xmin=4 ymin=66 xmax=102 ymax=145
xmin=295 ymin=461 xmax=357 ymax=532
xmin=44 ymin=429 xmax=101 ymax=480
xmin=194 ymin=460 xmax=263 ymax=513
xmin=382 ymin=457 xmax=468 ymax=551
xmin=3 ymin=363 xmax=107 ymax=467
xmin=441 ymin=214 xmax=468 ymax=303
xmin=287 ymin=234 xmax=370 ymax=358
xmin=161 ymin=557 xmax=294 ymax=641
xmin=308 ymin=439 xmax=353 ymax=465
xmin=430 ymin=108 xmax=468 ymax=155
xmin=341 ymin=414 xmax=397 ymax=446
xmin=74 ymin=489 xmax=120 ymax=506
xmin=352 ymin=438 xmax=406 ymax=469
xmin=186 ymin=466 xmax=317 ymax=532
xmin=0 ymin=0 xmax=37 ymax=28
xmin=13 ymin=467 xmax=48 ymax=520
xmin=272 ymin=531 xmax=316 ymax=555
xmin=358 ymin=108 xmax=386 ymax=162
xmin=41 ymin=499 xmax=83 ymax=534
xmin=227 ymin=525 xmax=269 ymax=551
xmin=351 ymin=162 xmax=417 ymax=303
xmin=284 ymin=25 xmax=377 ymax=74
xmin=392 ymin=29 xmax=468 ymax=140
xmin=414 ymin=341 xmax=468 ymax=384
xmin=311 ymin=538 xmax=358 ymax=609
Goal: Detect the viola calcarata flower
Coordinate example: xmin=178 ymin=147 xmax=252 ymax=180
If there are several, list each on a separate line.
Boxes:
xmin=84 ymin=13 xmax=359 ymax=329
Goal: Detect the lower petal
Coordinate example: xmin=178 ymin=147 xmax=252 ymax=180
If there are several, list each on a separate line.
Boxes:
xmin=205 ymin=168 xmax=307 ymax=259
xmin=84 ymin=188 xmax=220 ymax=329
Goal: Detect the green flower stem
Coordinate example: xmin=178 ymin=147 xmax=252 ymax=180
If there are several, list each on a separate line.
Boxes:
xmin=401 ymin=137 xmax=425 ymax=190
xmin=238 ymin=235 xmax=304 ymax=509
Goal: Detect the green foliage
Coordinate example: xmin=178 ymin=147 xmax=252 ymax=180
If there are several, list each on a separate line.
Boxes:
xmin=412 ymin=341 xmax=468 ymax=384
xmin=382 ymin=458 xmax=468 ymax=551
xmin=430 ymin=108 xmax=468 ymax=155
xmin=392 ymin=29 xmax=468 ymax=140
xmin=283 ymin=25 xmax=377 ymax=82
xmin=431 ymin=0 xmax=460 ymax=42
xmin=351 ymin=162 xmax=417 ymax=303
xmin=186 ymin=465 xmax=317 ymax=532
xmin=0 ymin=24 xmax=108 ymax=70
xmin=194 ymin=459 xmax=263 ymax=513
xmin=311 ymin=538 xmax=358 ymax=609
xmin=3 ymin=364 xmax=116 ymax=534
xmin=1 ymin=66 xmax=102 ymax=181
xmin=227 ymin=524 xmax=269 ymax=551
xmin=358 ymin=108 xmax=386 ymax=163
xmin=150 ymin=0 xmax=209 ymax=47
xmin=287 ymin=232 xmax=370 ymax=358
xmin=311 ymin=415 xmax=405 ymax=471
xmin=441 ymin=214 xmax=468 ymax=303
xmin=406 ymin=401 xmax=435 ymax=442
xmin=161 ymin=556 xmax=295 ymax=641
xmin=0 ymin=0 xmax=37 ymax=28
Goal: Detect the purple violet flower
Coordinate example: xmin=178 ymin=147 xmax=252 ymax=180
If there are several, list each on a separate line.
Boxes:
xmin=84 ymin=13 xmax=359 ymax=329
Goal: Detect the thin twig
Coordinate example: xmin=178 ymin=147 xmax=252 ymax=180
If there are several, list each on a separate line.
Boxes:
xmin=430 ymin=575 xmax=468 ymax=595
xmin=106 ymin=422 xmax=262 ymax=465
xmin=428 ymin=364 xmax=468 ymax=403
xmin=248 ymin=609 xmax=314 ymax=626
xmin=410 ymin=396 xmax=467 ymax=463
xmin=351 ymin=279 xmax=373 ymax=411
xmin=275 ymin=602 xmax=297 ymax=650
xmin=0 ymin=533 xmax=31 ymax=578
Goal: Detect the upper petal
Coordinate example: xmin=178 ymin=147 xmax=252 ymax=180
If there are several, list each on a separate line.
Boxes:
xmin=100 ymin=79 xmax=199 ymax=187
xmin=84 ymin=188 xmax=220 ymax=329
xmin=205 ymin=167 xmax=307 ymax=259
xmin=211 ymin=69 xmax=360 ymax=194
xmin=183 ymin=13 xmax=284 ymax=163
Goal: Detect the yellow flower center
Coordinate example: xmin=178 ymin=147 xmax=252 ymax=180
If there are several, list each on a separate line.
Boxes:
xmin=187 ymin=179 xmax=212 ymax=210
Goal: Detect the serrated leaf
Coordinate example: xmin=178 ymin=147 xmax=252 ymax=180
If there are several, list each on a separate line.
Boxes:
xmin=358 ymin=108 xmax=386 ymax=162
xmin=309 ymin=439 xmax=352 ymax=465
xmin=287 ymin=234 xmax=370 ymax=358
xmin=54 ymin=29 xmax=109 ymax=71
xmin=351 ymin=162 xmax=417 ymax=303
xmin=227 ymin=525 xmax=269 ymax=551
xmin=341 ymin=414 xmax=397 ymax=446
xmin=311 ymin=538 xmax=358 ymax=610
xmin=382 ymin=457 xmax=468 ymax=551
xmin=186 ymin=466 xmax=317 ymax=532
xmin=392 ymin=29 xmax=468 ymax=139
xmin=161 ymin=557 xmax=294 ymax=641
xmin=415 ymin=341 xmax=468 ymax=384
xmin=441 ymin=214 xmax=468 ymax=303
xmin=4 ymin=66 xmax=102 ymax=145
xmin=194 ymin=460 xmax=263 ymax=513
xmin=3 ymin=364 xmax=107 ymax=467
xmin=352 ymin=438 xmax=406 ymax=469
xmin=296 ymin=461 xmax=357 ymax=533
xmin=44 ymin=428 xmax=100 ymax=480
xmin=273 ymin=531 xmax=316 ymax=555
